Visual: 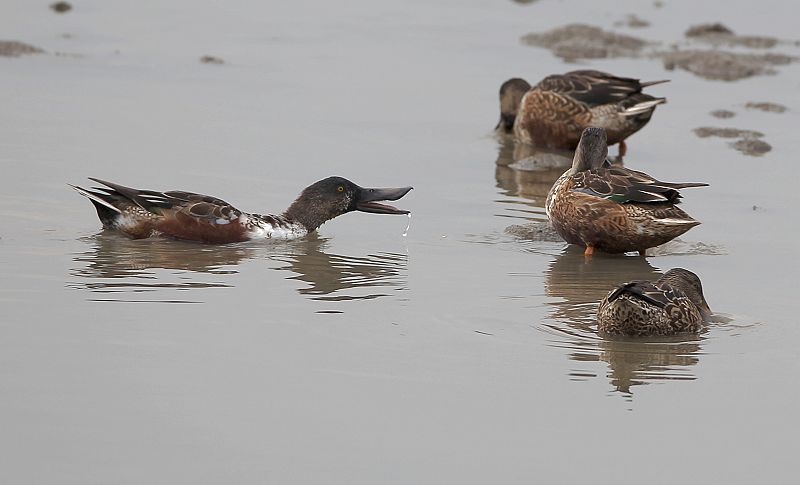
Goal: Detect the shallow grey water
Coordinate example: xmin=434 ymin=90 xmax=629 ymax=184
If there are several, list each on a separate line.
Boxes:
xmin=1 ymin=0 xmax=799 ymax=483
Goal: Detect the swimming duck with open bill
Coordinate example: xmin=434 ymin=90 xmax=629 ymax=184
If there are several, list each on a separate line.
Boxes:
xmin=71 ymin=176 xmax=412 ymax=243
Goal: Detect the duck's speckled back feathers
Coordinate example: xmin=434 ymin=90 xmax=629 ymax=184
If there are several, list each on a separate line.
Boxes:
xmin=536 ymin=70 xmax=668 ymax=107
xmin=598 ymin=268 xmax=711 ymax=336
xmin=572 ymin=166 xmax=709 ymax=204
xmin=510 ymin=70 xmax=668 ymax=149
xmin=546 ymin=127 xmax=706 ymax=254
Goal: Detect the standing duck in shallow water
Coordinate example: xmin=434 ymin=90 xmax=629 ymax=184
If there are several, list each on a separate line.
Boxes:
xmin=71 ymin=176 xmax=412 ymax=243
xmin=497 ymin=70 xmax=668 ymax=156
xmin=545 ymin=127 xmax=707 ymax=256
xmin=597 ymin=268 xmax=712 ymax=336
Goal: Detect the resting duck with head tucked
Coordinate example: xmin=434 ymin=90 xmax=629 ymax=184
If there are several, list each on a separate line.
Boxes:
xmin=546 ymin=127 xmax=707 ymax=256
xmin=597 ymin=268 xmax=712 ymax=336
xmin=71 ymin=176 xmax=412 ymax=244
xmin=497 ymin=70 xmax=668 ymax=156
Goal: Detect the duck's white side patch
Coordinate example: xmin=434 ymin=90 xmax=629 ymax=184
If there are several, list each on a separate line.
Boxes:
xmin=240 ymin=214 xmax=307 ymax=240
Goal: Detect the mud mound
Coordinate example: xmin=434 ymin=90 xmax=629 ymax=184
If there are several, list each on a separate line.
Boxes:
xmin=661 ymin=49 xmax=795 ymax=81
xmin=520 ymin=24 xmax=649 ymax=61
xmin=0 ymin=41 xmax=45 ymax=57
xmin=200 ymin=55 xmax=225 ymax=64
xmin=745 ymin=102 xmax=787 ymax=113
xmin=50 ymin=2 xmax=72 ymax=13
xmin=710 ymin=110 xmax=736 ymax=119
xmin=693 ymin=126 xmax=771 ymax=156
xmin=685 ymin=23 xmax=779 ymax=49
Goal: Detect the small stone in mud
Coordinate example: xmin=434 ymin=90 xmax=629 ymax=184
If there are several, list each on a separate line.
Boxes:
xmin=660 ymin=50 xmax=795 ymax=81
xmin=0 ymin=41 xmax=45 ymax=57
xmin=710 ymin=109 xmax=736 ymax=119
xmin=614 ymin=14 xmax=650 ymax=29
xmin=505 ymin=222 xmax=564 ymax=243
xmin=200 ymin=55 xmax=225 ymax=65
xmin=50 ymin=2 xmax=72 ymax=13
xmin=520 ymin=24 xmax=648 ymax=61
xmin=684 ymin=23 xmax=779 ymax=49
xmin=745 ymin=102 xmax=787 ymax=113
xmin=686 ymin=23 xmax=734 ymax=37
xmin=732 ymin=138 xmax=772 ymax=156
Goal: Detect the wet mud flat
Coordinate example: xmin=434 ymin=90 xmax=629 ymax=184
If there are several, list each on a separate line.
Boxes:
xmin=520 ymin=22 xmax=798 ymax=81
xmin=693 ymin=127 xmax=772 ymax=156
xmin=0 ymin=40 xmax=44 ymax=57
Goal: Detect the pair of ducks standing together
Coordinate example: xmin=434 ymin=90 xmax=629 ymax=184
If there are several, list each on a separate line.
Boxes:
xmin=72 ymin=70 xmax=710 ymax=337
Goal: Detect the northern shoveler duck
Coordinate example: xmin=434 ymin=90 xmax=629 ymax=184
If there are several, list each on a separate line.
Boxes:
xmin=71 ymin=176 xmax=412 ymax=244
xmin=597 ymin=268 xmax=712 ymax=336
xmin=498 ymin=70 xmax=668 ymax=156
xmin=545 ymin=127 xmax=707 ymax=256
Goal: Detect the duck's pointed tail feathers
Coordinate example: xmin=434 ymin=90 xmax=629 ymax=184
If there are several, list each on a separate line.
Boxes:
xmin=639 ymin=79 xmax=670 ymax=88
xmin=70 ymin=183 xmax=122 ymax=227
xmin=621 ymin=98 xmax=667 ymax=117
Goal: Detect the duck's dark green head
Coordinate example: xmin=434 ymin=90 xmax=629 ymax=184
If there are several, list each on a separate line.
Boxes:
xmin=660 ymin=268 xmax=712 ymax=319
xmin=283 ymin=176 xmax=413 ymax=232
xmin=496 ymin=78 xmax=532 ymax=134
xmin=572 ymin=127 xmax=609 ymax=172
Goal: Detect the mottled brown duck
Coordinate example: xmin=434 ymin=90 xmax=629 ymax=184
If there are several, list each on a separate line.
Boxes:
xmin=545 ymin=127 xmax=707 ymax=255
xmin=497 ymin=70 xmax=668 ymax=155
xmin=597 ymin=268 xmax=712 ymax=336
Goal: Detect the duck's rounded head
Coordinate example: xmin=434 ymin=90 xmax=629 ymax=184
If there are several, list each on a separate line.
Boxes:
xmin=572 ymin=127 xmax=609 ymax=172
xmin=660 ymin=268 xmax=712 ymax=319
xmin=284 ymin=176 xmax=413 ymax=232
xmin=496 ymin=78 xmax=532 ymax=134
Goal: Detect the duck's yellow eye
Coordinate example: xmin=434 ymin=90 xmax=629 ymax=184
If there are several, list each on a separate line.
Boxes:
xmin=337 ymin=186 xmax=344 ymax=193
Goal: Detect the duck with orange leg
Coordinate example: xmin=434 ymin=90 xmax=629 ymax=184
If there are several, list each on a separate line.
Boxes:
xmin=545 ymin=127 xmax=707 ymax=256
xmin=71 ymin=176 xmax=412 ymax=244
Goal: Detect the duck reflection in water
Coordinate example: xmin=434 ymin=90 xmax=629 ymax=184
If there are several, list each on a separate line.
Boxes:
xmin=70 ymin=232 xmax=253 ymax=298
xmin=71 ymin=232 xmax=407 ymax=303
xmin=271 ymin=234 xmax=408 ymax=302
xmin=543 ymin=248 xmax=703 ymax=395
xmin=494 ymin=137 xmax=574 ymax=225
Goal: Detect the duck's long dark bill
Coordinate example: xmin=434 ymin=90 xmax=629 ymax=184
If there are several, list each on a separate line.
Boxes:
xmin=356 ymin=186 xmax=413 ymax=215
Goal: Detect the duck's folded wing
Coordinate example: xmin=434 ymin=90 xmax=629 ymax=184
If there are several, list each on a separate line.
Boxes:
xmin=87 ymin=178 xmax=242 ymax=224
xmin=607 ymin=281 xmax=673 ymax=308
xmin=163 ymin=191 xmax=243 ymax=225
xmin=537 ymin=70 xmax=665 ymax=107
xmin=571 ymin=167 xmax=707 ymax=204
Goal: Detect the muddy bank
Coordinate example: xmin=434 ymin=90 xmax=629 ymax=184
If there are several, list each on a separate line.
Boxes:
xmin=520 ymin=22 xmax=797 ymax=81
xmin=661 ymin=50 xmax=795 ymax=81
xmin=520 ymin=24 xmax=649 ymax=61
xmin=745 ymin=102 xmax=787 ymax=113
xmin=685 ymin=23 xmax=782 ymax=49
xmin=0 ymin=41 xmax=44 ymax=57
xmin=710 ymin=109 xmax=736 ymax=119
xmin=693 ymin=126 xmax=772 ymax=156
